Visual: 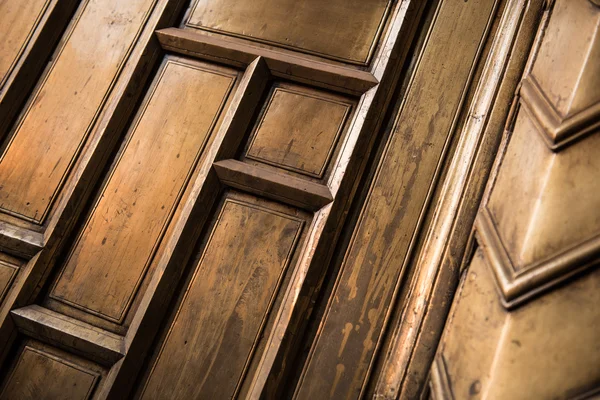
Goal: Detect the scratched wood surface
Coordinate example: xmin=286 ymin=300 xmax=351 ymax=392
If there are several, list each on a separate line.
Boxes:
xmin=0 ymin=0 xmax=156 ymax=223
xmin=293 ymin=0 xmax=498 ymax=397
xmin=139 ymin=192 xmax=306 ymax=399
xmin=45 ymin=56 xmax=236 ymax=328
xmin=186 ymin=0 xmax=392 ymax=64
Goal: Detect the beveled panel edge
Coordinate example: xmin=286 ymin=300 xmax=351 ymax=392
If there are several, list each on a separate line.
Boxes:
xmin=213 ymin=160 xmax=333 ymax=212
xmin=0 ymin=260 xmax=18 ymax=305
xmin=155 ymin=27 xmax=379 ymax=96
xmin=184 ymin=0 xmax=393 ymax=66
xmin=429 ymin=355 xmax=454 ymax=400
xmin=46 ymin=58 xmax=238 ymax=326
xmin=0 ymin=222 xmax=43 ymax=258
xmin=11 ymin=305 xmax=124 ymax=366
xmin=475 ymin=207 xmax=600 ymax=308
xmin=520 ymin=76 xmax=600 ymax=151
xmin=245 ymin=85 xmax=353 ymax=179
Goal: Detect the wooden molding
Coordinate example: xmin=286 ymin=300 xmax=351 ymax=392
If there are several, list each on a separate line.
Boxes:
xmin=11 ymin=305 xmax=124 ymax=366
xmin=155 ymin=27 xmax=379 ymax=95
xmin=476 ymin=207 xmax=600 ymax=308
xmin=429 ymin=355 xmax=454 ymax=400
xmin=520 ymin=76 xmax=600 ymax=150
xmin=213 ymin=160 xmax=334 ymax=212
xmin=0 ymin=222 xmax=43 ymax=258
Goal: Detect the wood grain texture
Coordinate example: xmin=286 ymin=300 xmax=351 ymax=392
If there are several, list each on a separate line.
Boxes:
xmin=0 ymin=0 xmax=157 ymax=223
xmin=214 ymin=159 xmax=333 ymax=211
xmin=185 ymin=0 xmax=391 ymax=64
xmin=139 ymin=193 xmax=305 ymax=399
xmin=47 ymin=57 xmax=236 ymax=324
xmin=0 ymin=0 xmax=49 ymax=88
xmin=244 ymin=83 xmax=352 ymax=179
xmin=294 ymin=0 xmax=498 ymax=398
xmin=0 ymin=341 xmax=104 ymax=400
xmin=155 ymin=28 xmax=379 ymax=95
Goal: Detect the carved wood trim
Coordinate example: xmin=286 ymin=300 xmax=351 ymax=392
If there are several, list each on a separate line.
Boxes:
xmin=213 ymin=160 xmax=334 ymax=211
xmin=11 ymin=305 xmax=124 ymax=366
xmin=156 ymin=27 xmax=379 ymax=95
xmin=520 ymin=76 xmax=600 ymax=151
xmin=476 ymin=206 xmax=600 ymax=308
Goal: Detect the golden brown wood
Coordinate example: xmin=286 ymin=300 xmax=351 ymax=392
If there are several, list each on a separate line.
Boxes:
xmin=45 ymin=56 xmax=236 ymax=326
xmin=0 ymin=259 xmax=18 ymax=305
xmin=432 ymin=1 xmax=600 ymax=399
xmin=139 ymin=192 xmax=305 ymax=399
xmin=244 ymin=83 xmax=353 ymax=179
xmin=214 ymin=160 xmax=333 ymax=211
xmin=0 ymin=0 xmax=79 ymax=138
xmin=0 ymin=341 xmax=105 ymax=400
xmin=11 ymin=305 xmax=124 ymax=366
xmin=0 ymin=0 xmax=49 ymax=86
xmin=294 ymin=0 xmax=499 ymax=398
xmin=155 ymin=28 xmax=379 ymax=95
xmin=0 ymin=0 xmax=157 ymax=223
xmin=185 ymin=0 xmax=392 ymax=65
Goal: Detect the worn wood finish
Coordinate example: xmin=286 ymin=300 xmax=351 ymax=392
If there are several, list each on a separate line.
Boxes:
xmin=372 ymin=0 xmax=546 ymax=397
xmin=185 ymin=0 xmax=392 ymax=65
xmin=46 ymin=56 xmax=236 ymax=327
xmin=432 ymin=0 xmax=600 ymax=398
xmin=244 ymin=83 xmax=353 ymax=179
xmin=11 ymin=305 xmax=124 ymax=366
xmin=294 ymin=1 xmax=499 ymax=398
xmin=0 ymin=340 xmax=105 ymax=400
xmin=0 ymin=0 xmax=157 ymax=223
xmin=0 ymin=0 xmax=79 ymax=138
xmin=138 ymin=192 xmax=306 ymax=399
xmin=214 ymin=160 xmax=333 ymax=212
xmin=156 ymin=28 xmax=379 ymax=95
xmin=0 ymin=257 xmax=19 ymax=306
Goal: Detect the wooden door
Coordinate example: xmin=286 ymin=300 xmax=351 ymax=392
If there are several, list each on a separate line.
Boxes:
xmin=0 ymin=0 xmax=596 ymax=399
xmin=0 ymin=0 xmax=426 ymax=398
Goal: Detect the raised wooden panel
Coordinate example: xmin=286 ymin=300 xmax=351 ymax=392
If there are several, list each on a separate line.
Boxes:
xmin=0 ymin=341 xmax=104 ymax=400
xmin=46 ymin=57 xmax=236 ymax=326
xmin=185 ymin=0 xmax=391 ymax=65
xmin=0 ymin=0 xmax=157 ymax=223
xmin=139 ymin=192 xmax=305 ymax=399
xmin=0 ymin=0 xmax=49 ymax=87
xmin=294 ymin=0 xmax=498 ymax=397
xmin=244 ymin=83 xmax=353 ymax=179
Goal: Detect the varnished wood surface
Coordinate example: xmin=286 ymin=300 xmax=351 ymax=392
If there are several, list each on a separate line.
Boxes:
xmin=0 ymin=0 xmax=49 ymax=88
xmin=294 ymin=0 xmax=498 ymax=397
xmin=0 ymin=0 xmax=157 ymax=223
xmin=185 ymin=0 xmax=392 ymax=64
xmin=0 ymin=341 xmax=104 ymax=400
xmin=47 ymin=57 xmax=236 ymax=325
xmin=244 ymin=83 xmax=353 ymax=179
xmin=156 ymin=28 xmax=379 ymax=95
xmin=139 ymin=193 xmax=305 ymax=399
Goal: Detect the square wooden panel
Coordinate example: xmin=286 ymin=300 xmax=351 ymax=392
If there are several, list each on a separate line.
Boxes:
xmin=0 ymin=341 xmax=104 ymax=400
xmin=244 ymin=83 xmax=353 ymax=179
xmin=185 ymin=0 xmax=392 ymax=65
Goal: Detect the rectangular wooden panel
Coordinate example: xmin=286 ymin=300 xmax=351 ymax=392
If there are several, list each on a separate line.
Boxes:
xmin=0 ymin=341 xmax=104 ymax=400
xmin=293 ymin=0 xmax=498 ymax=398
xmin=0 ymin=0 xmax=157 ymax=223
xmin=139 ymin=192 xmax=305 ymax=399
xmin=0 ymin=0 xmax=49 ymax=87
xmin=185 ymin=0 xmax=392 ymax=64
xmin=244 ymin=83 xmax=353 ymax=179
xmin=46 ymin=57 xmax=236 ymax=325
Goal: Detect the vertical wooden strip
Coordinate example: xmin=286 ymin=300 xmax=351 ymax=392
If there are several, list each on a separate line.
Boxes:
xmin=293 ymin=0 xmax=499 ymax=398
